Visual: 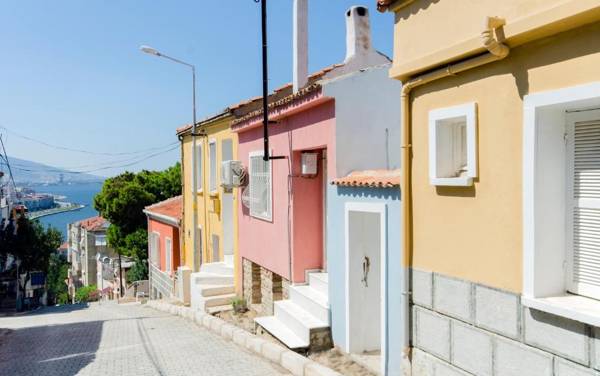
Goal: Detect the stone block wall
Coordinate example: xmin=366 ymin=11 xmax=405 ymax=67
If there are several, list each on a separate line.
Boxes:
xmin=411 ymin=268 xmax=600 ymax=376
xmin=242 ymin=258 xmax=290 ymax=315
xmin=242 ymin=258 xmax=261 ymax=304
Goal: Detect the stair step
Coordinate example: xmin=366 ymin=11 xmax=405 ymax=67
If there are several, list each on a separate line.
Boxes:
xmin=289 ymin=285 xmax=329 ymax=324
xmin=255 ymin=316 xmax=309 ymax=350
xmin=203 ymin=293 xmax=236 ymax=308
xmin=200 ymin=262 xmax=234 ymax=276
xmin=206 ymin=304 xmax=233 ymax=314
xmin=199 ymin=284 xmax=235 ymax=297
xmin=274 ymin=300 xmax=328 ymax=343
xmin=193 ymin=272 xmax=234 ymax=285
xmin=308 ymin=272 xmax=328 ymax=296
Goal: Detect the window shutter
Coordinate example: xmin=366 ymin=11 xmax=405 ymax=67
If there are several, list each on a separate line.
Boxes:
xmin=249 ymin=153 xmax=272 ymax=220
xmin=209 ymin=142 xmax=217 ymax=192
xmin=569 ymin=115 xmax=600 ymax=298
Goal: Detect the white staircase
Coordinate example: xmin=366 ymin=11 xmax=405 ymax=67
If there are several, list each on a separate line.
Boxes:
xmin=255 ymin=272 xmax=330 ymax=350
xmin=190 ymin=262 xmax=235 ymax=313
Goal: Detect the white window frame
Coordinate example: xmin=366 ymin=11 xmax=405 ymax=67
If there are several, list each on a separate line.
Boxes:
xmin=150 ymin=231 xmax=160 ymax=267
xmin=428 ymin=102 xmax=478 ymax=186
xmin=165 ymin=237 xmax=172 ymax=274
xmin=209 ymin=139 xmax=218 ymax=194
xmin=193 ymin=143 xmax=203 ymax=194
xmin=522 ymin=81 xmax=600 ymax=327
xmin=95 ymin=234 xmax=107 ymax=246
xmin=249 ymin=150 xmax=273 ymax=221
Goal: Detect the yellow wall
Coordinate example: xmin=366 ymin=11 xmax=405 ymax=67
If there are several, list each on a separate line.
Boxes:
xmin=180 ymin=115 xmax=241 ymax=291
xmin=391 ymin=4 xmax=600 ymax=292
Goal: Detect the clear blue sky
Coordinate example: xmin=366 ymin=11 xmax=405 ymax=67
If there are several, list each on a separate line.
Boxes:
xmin=0 ymin=1 xmax=394 ymax=177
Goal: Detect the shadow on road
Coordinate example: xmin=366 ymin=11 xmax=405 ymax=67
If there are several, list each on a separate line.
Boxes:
xmin=0 ymin=319 xmax=103 ymax=375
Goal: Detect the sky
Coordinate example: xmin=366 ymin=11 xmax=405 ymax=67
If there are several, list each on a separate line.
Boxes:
xmin=0 ymin=1 xmax=394 ymax=178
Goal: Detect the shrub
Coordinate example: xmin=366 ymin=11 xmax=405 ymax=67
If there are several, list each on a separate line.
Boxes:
xmin=231 ymin=296 xmax=247 ymax=314
xmin=75 ymin=285 xmax=98 ymax=303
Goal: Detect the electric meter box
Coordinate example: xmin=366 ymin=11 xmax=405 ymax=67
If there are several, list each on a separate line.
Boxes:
xmin=301 ymin=153 xmax=318 ymax=175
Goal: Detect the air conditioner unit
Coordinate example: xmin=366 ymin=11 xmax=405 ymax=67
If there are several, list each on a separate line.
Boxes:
xmin=221 ymin=160 xmax=246 ymax=188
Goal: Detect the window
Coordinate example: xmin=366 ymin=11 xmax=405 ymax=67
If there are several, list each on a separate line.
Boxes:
xmin=249 ymin=151 xmax=272 ymax=221
xmin=212 ymin=234 xmax=220 ymax=262
xmin=192 ymin=143 xmax=203 ymax=193
xmin=566 ymin=111 xmax=600 ymax=299
xmin=522 ymin=82 xmax=600 ymax=326
xmin=95 ymin=234 xmax=107 ymax=246
xmin=209 ymin=139 xmax=217 ymax=193
xmin=429 ymin=102 xmax=477 ymax=186
xmin=150 ymin=232 xmax=160 ymax=266
xmin=165 ymin=237 xmax=172 ymax=274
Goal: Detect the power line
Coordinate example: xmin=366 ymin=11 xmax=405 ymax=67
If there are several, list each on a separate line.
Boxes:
xmin=0 ymin=125 xmax=179 ymax=156
xmin=0 ymin=135 xmax=17 ymax=191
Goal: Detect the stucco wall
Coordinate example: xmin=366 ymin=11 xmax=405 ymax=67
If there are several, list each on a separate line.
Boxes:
xmin=237 ymin=100 xmax=335 ymax=283
xmin=407 ymin=22 xmax=600 ymax=293
xmin=326 ymin=185 xmax=402 ymax=373
xmin=148 ymin=218 xmax=180 ymax=273
xmin=322 ymin=65 xmax=402 ymax=178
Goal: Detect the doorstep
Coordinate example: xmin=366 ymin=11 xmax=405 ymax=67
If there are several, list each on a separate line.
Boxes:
xmin=146 ymin=299 xmax=342 ymax=376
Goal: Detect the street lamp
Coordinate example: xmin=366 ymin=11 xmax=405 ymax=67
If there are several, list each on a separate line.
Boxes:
xmin=140 ymin=45 xmax=201 ymax=270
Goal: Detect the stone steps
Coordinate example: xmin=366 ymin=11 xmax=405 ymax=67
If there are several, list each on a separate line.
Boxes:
xmin=191 ymin=262 xmax=235 ymax=314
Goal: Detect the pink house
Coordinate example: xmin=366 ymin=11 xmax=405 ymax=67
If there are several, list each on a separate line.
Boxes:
xmin=144 ymin=196 xmax=182 ymax=300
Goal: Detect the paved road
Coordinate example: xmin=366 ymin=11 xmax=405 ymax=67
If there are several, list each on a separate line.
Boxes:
xmin=0 ymin=302 xmax=288 ymax=376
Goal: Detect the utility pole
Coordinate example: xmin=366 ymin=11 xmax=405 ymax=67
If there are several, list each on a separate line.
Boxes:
xmin=118 ymin=252 xmax=123 ymax=298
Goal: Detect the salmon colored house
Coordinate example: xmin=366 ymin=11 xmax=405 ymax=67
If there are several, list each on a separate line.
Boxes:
xmin=144 ymin=196 xmax=182 ymax=300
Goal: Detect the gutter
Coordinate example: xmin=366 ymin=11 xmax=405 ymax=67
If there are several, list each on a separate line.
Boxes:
xmin=398 ymin=16 xmax=510 ymax=371
xmin=143 ymin=209 xmax=181 ymax=228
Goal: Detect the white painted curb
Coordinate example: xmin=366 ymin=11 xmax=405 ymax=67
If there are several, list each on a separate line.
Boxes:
xmin=146 ymin=300 xmax=342 ymax=376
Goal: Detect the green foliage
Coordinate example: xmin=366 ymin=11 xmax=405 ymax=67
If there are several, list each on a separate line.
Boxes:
xmin=93 ymin=163 xmax=181 ymax=281
xmin=75 ymin=285 xmax=98 ymax=303
xmin=46 ymin=253 xmax=69 ymax=305
xmin=231 ymin=296 xmax=248 ymax=314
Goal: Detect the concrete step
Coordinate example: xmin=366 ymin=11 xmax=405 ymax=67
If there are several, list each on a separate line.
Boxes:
xmin=203 ymin=293 xmax=236 ymax=308
xmin=289 ymin=285 xmax=329 ymax=324
xmin=206 ymin=304 xmax=233 ymax=315
xmin=274 ymin=300 xmax=328 ymax=343
xmin=199 ymin=284 xmax=235 ymax=297
xmin=255 ymin=316 xmax=309 ymax=350
xmin=200 ymin=262 xmax=234 ymax=276
xmin=192 ymin=272 xmax=234 ymax=285
xmin=308 ymin=272 xmax=328 ymax=296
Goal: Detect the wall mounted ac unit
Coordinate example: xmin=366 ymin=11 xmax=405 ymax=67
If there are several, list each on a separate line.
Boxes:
xmin=221 ymin=160 xmax=246 ymax=188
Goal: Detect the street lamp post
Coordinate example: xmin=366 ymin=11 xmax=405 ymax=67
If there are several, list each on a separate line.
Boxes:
xmin=140 ymin=45 xmax=200 ymax=271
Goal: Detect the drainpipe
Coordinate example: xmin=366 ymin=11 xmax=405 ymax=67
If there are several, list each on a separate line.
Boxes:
xmin=399 ymin=16 xmax=509 ymax=371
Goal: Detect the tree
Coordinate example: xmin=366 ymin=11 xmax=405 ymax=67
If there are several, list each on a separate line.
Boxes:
xmin=93 ymin=163 xmax=181 ymax=281
xmin=46 ymin=253 xmax=69 ymax=305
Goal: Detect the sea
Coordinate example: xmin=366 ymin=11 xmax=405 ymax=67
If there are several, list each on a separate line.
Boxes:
xmin=29 ymin=182 xmax=104 ymax=242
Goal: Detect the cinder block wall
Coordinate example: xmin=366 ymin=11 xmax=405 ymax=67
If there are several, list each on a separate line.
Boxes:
xmin=411 ymin=269 xmax=600 ymax=376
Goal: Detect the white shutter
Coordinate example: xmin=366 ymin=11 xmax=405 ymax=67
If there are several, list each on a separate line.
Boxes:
xmin=249 ymin=152 xmax=272 ymax=221
xmin=567 ymin=110 xmax=600 ymax=299
xmin=209 ymin=141 xmax=217 ymax=192
xmin=165 ymin=238 xmax=172 ymax=273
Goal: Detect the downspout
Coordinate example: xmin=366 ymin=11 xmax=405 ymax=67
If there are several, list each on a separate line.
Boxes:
xmin=398 ymin=16 xmax=509 ymax=371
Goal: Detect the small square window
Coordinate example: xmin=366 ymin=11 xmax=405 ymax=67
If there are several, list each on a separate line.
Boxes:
xmin=429 ymin=102 xmax=477 ymax=186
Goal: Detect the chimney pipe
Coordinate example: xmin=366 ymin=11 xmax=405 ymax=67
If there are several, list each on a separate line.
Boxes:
xmin=293 ymin=0 xmax=308 ymax=93
xmin=344 ymin=6 xmax=373 ymax=63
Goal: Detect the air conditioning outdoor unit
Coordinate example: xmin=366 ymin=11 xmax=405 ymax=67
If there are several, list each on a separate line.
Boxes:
xmin=221 ymin=160 xmax=246 ymax=188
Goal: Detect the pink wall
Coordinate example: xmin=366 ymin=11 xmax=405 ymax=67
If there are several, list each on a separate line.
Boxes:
xmin=148 ymin=218 xmax=181 ymax=274
xmin=237 ymin=98 xmax=336 ymax=283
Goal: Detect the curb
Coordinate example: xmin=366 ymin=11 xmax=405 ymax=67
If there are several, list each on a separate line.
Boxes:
xmin=146 ymin=300 xmax=342 ymax=376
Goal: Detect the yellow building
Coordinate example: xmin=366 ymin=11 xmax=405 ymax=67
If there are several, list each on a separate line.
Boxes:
xmin=378 ymin=0 xmax=600 ymax=374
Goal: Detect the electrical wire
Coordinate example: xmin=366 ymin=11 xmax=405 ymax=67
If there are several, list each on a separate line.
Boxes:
xmin=0 ymin=135 xmax=17 ymax=191
xmin=0 ymin=125 xmax=179 ymax=156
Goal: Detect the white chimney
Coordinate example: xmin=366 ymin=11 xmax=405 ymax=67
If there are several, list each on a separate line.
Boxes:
xmin=293 ymin=0 xmax=308 ymax=93
xmin=344 ymin=6 xmax=373 ymax=62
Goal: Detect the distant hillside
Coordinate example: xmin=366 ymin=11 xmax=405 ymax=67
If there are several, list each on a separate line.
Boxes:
xmin=6 ymin=157 xmax=104 ymax=185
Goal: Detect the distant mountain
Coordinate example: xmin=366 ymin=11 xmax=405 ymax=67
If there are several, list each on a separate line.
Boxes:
xmin=6 ymin=157 xmax=104 ymax=185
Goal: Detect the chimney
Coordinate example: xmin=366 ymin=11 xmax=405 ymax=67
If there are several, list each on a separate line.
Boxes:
xmin=293 ymin=0 xmax=308 ymax=93
xmin=344 ymin=6 xmax=373 ymax=63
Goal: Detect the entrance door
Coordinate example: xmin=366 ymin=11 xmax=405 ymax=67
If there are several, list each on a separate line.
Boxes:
xmin=222 ymin=139 xmax=235 ymax=265
xmin=345 ymin=203 xmax=386 ymax=370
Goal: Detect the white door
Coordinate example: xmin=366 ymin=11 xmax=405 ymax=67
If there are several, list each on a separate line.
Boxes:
xmin=566 ymin=110 xmax=600 ymax=299
xmin=345 ymin=202 xmax=386 ymax=361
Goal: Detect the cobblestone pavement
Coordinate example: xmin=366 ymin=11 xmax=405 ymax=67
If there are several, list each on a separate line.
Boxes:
xmin=0 ymin=302 xmax=288 ymax=376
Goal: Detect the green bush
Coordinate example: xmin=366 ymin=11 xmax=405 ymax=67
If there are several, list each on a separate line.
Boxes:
xmin=57 ymin=292 xmax=69 ymax=305
xmin=75 ymin=285 xmax=98 ymax=303
xmin=231 ymin=296 xmax=247 ymax=314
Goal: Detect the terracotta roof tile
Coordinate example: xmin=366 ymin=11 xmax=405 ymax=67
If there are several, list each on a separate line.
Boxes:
xmin=144 ymin=196 xmax=182 ymax=222
xmin=77 ymin=216 xmax=109 ymax=232
xmin=376 ymin=0 xmax=394 ymax=12
xmin=332 ymin=169 xmax=401 ymax=188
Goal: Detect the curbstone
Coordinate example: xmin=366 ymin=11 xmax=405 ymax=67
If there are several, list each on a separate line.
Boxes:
xmin=281 ymin=350 xmax=310 ymax=376
xmin=246 ymin=336 xmax=267 ymax=355
xmin=232 ymin=329 xmax=250 ymax=347
xmin=304 ymin=361 xmax=343 ymax=376
xmin=220 ymin=323 xmax=236 ymax=340
xmin=261 ymin=341 xmax=286 ymax=363
xmin=210 ymin=317 xmax=225 ymax=334
xmin=202 ymin=314 xmax=214 ymax=328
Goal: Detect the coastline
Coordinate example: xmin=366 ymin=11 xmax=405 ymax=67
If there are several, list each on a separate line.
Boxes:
xmin=28 ymin=204 xmax=86 ymax=220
